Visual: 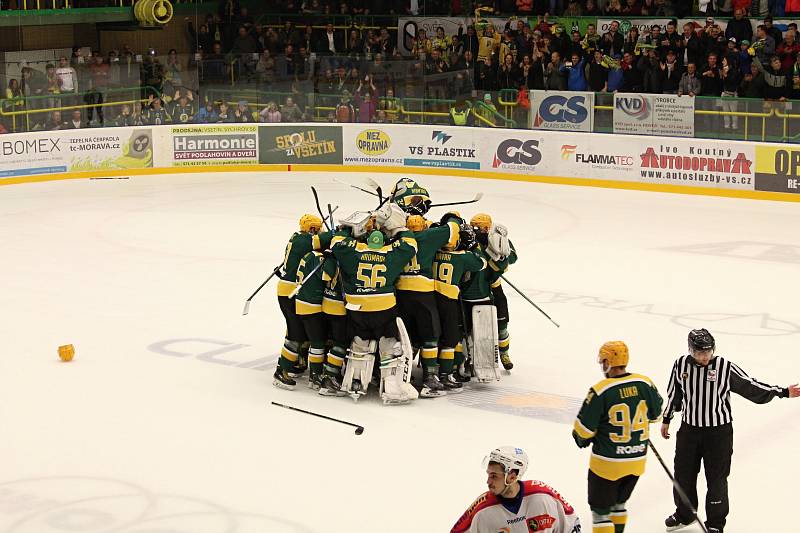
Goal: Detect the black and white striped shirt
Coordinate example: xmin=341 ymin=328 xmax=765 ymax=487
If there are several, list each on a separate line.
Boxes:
xmin=662 ymin=355 xmax=789 ymax=427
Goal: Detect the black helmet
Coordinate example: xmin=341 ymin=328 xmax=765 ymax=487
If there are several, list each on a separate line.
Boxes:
xmin=457 ymin=223 xmax=477 ymax=250
xmin=688 ymin=329 xmax=715 ymax=351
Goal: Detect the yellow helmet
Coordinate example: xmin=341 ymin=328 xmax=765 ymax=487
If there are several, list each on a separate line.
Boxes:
xmin=299 ymin=214 xmax=323 ymax=233
xmin=470 ymin=213 xmax=492 ymax=233
xmin=598 ymin=341 xmax=629 ymax=368
xmin=406 ymin=215 xmax=427 ymax=232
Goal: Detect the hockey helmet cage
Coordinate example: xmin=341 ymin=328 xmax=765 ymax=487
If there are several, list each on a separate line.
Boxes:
xmin=406 ymin=215 xmax=427 ymax=232
xmin=483 ymin=446 xmax=529 ymax=479
xmin=457 ymin=223 xmax=476 ymax=250
xmin=688 ymin=329 xmax=715 ymax=351
xmin=598 ymin=341 xmax=629 ymax=368
xmin=299 ymin=214 xmax=323 ymax=233
xmin=470 ymin=213 xmax=493 ymax=233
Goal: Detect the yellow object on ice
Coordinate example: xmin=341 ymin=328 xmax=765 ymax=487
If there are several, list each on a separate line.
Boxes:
xmin=58 ymin=344 xmax=75 ymax=362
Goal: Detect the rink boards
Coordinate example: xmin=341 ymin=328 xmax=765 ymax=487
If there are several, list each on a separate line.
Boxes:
xmin=0 ymin=122 xmax=798 ymax=201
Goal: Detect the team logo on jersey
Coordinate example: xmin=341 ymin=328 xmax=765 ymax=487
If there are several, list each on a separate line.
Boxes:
xmin=707 ymin=369 xmax=717 ymax=382
xmin=527 ymin=514 xmax=556 ymax=531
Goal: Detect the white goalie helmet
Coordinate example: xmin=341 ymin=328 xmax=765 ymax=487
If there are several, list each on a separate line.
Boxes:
xmin=483 ymin=446 xmax=529 ymax=480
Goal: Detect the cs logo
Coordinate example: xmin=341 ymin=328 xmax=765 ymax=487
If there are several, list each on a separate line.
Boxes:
xmin=493 ymin=139 xmax=542 ymax=167
xmin=535 ymin=95 xmax=589 ymax=125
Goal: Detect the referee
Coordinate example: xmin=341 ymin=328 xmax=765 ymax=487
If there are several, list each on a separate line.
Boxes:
xmin=660 ymin=328 xmax=799 ymax=533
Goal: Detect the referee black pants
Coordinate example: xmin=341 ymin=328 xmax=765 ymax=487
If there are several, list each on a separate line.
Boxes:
xmin=673 ymin=422 xmax=733 ymax=530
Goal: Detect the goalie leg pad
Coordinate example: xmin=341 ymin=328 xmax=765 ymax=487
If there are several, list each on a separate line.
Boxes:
xmin=378 ymin=318 xmax=418 ymax=404
xmin=470 ymin=305 xmax=500 ymax=383
xmin=342 ymin=336 xmax=377 ymax=396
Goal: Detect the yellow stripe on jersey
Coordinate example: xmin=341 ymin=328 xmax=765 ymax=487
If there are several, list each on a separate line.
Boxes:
xmin=295 ymin=300 xmax=322 ymax=315
xmin=592 ymin=373 xmax=656 ymax=396
xmin=589 ymin=453 xmax=647 ymax=481
xmin=277 ymin=279 xmax=297 ymax=297
xmin=490 ymin=279 xmax=503 ymax=289
xmin=401 ymin=236 xmax=418 ymax=252
xmin=434 ymin=282 xmax=460 ymax=300
xmin=331 ymin=235 xmax=347 ymax=246
xmin=312 ymin=234 xmax=321 ymax=251
xmin=573 ymin=419 xmax=597 ymax=440
xmin=446 ymin=221 xmax=460 ymax=249
xmin=488 ymin=259 xmax=501 ymax=272
xmin=345 ymin=293 xmax=396 ymax=312
xmin=397 ymin=275 xmax=435 ymax=292
xmin=322 ymin=297 xmax=346 ymax=316
xmin=354 ymin=242 xmax=393 ymax=253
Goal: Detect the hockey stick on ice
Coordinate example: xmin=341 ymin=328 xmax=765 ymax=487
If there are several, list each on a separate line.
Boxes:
xmin=499 ymin=275 xmax=560 ymax=328
xmin=429 ymin=193 xmax=484 ymax=209
xmin=272 ymin=401 xmax=364 ymax=435
xmin=242 ymin=263 xmax=282 ymax=316
xmin=649 ymin=440 xmax=710 ymax=533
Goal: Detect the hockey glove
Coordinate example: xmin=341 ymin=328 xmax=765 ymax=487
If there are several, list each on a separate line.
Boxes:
xmin=487 ymin=224 xmax=511 ymax=261
xmin=375 ymin=203 xmax=407 ymax=235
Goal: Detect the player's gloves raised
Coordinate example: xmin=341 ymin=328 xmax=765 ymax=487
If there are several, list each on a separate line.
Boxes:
xmin=487 ymin=224 xmax=511 ymax=261
xmin=375 ymin=203 xmax=408 ymax=236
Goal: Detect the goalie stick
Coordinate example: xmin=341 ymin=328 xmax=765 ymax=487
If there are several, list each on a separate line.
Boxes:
xmin=242 ymin=206 xmax=339 ymax=315
xmin=499 ymin=274 xmax=560 ymax=328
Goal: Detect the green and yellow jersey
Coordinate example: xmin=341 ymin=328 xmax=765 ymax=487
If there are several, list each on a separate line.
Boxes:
xmin=459 ymin=244 xmax=492 ymax=302
xmin=322 ymin=260 xmax=346 ymax=317
xmin=432 ymin=249 xmax=487 ymax=300
xmin=573 ymin=373 xmax=664 ymax=481
xmin=277 ymin=231 xmax=332 ymax=297
xmin=391 ymin=180 xmax=430 ymax=211
xmin=487 ymin=240 xmax=517 ymax=289
xmin=330 ymin=231 xmax=417 ymax=312
xmin=397 ymin=221 xmax=460 ymax=293
xmin=294 ymin=251 xmax=334 ymax=315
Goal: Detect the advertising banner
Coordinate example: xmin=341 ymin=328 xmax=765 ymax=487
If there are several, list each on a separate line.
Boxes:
xmin=482 ymin=130 xmax=545 ymax=175
xmin=754 ymin=144 xmax=800 ymax=194
xmin=556 ymin=133 xmax=755 ymax=190
xmin=0 ymin=128 xmax=153 ymax=179
xmin=613 ymin=93 xmax=694 ymax=137
xmin=160 ymin=125 xmax=258 ymax=167
xmin=342 ymin=125 xmax=404 ymax=167
xmin=401 ymin=126 xmax=480 ymax=170
xmin=259 ymin=125 xmax=343 ymax=165
xmin=530 ymin=90 xmax=594 ymax=132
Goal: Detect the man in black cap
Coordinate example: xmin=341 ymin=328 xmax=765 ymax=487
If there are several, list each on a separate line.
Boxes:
xmin=661 ymin=329 xmax=800 ymax=533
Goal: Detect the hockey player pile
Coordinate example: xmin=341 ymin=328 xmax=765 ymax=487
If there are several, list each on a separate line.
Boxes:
xmin=271 ymin=177 xmax=516 ymax=404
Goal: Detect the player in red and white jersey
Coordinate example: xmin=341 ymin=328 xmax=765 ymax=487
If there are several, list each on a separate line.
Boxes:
xmin=452 ymin=446 xmax=582 ymax=533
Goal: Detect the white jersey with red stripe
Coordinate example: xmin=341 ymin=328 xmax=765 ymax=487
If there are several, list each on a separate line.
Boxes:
xmin=451 ymin=480 xmax=581 ymax=533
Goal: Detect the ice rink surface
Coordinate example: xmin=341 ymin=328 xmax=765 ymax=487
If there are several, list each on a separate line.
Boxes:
xmin=1 ymin=170 xmax=798 ymax=533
